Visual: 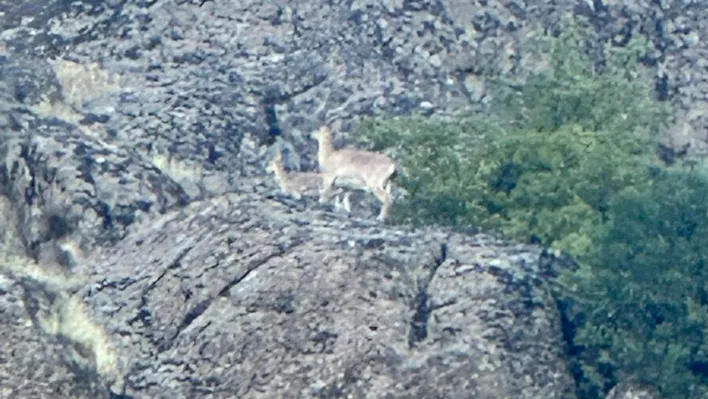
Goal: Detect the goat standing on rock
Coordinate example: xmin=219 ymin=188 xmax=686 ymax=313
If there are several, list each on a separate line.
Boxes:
xmin=266 ymin=146 xmax=322 ymax=200
xmin=266 ymin=145 xmax=353 ymax=212
xmin=314 ymin=124 xmax=397 ymax=221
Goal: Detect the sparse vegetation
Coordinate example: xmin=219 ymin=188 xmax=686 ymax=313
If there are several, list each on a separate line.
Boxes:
xmin=33 ymin=60 xmax=121 ymax=126
xmin=352 ymin=17 xmax=708 ymax=399
xmin=0 ymin=253 xmax=124 ymax=392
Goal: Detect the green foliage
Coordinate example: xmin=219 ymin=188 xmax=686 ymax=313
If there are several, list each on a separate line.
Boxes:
xmin=353 ymin=115 xmax=497 ymax=227
xmin=473 ymin=123 xmax=660 ymax=259
xmin=358 ymin=100 xmax=665 ymax=255
xmin=561 ymin=169 xmax=708 ymax=399
xmin=357 ymin=115 xmax=658 ymax=258
xmin=355 ymin=21 xmax=669 ymax=253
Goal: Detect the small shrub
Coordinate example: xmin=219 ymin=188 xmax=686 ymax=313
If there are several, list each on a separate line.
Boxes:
xmin=353 ymin=115 xmax=499 ymax=227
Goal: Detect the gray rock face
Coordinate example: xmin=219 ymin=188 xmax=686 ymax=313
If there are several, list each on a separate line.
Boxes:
xmin=574 ymin=0 xmax=708 ymax=158
xmin=1 ymin=0 xmax=695 ymax=397
xmin=1 ymin=0 xmax=578 ymax=180
xmin=0 ymin=183 xmax=581 ymax=398
xmin=73 ymin=191 xmax=576 ymax=398
xmin=605 ymin=382 xmax=662 ymax=399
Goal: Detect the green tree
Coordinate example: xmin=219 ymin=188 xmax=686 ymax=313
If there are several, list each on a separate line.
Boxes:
xmin=563 ymin=169 xmax=708 ymax=399
xmin=353 ymin=115 xmax=496 ymax=227
xmin=468 ymin=123 xmax=658 ymax=259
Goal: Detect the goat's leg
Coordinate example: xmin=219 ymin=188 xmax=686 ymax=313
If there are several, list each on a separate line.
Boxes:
xmin=319 ymin=173 xmax=336 ymax=203
xmin=373 ymin=185 xmax=392 ymax=221
xmin=286 ymin=187 xmax=303 ymax=200
xmin=343 ymin=191 xmax=352 ymax=213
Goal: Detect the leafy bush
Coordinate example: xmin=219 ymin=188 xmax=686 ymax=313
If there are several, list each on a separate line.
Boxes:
xmin=562 ymin=169 xmax=708 ymax=399
xmin=356 ymin=117 xmax=659 ymax=259
xmin=352 ymin=115 xmax=498 ymax=227
xmin=354 ymin=22 xmax=669 ymax=257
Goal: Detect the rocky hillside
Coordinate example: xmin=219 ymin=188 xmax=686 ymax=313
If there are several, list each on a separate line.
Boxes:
xmin=15 ymin=189 xmax=584 ymax=398
xmin=0 ymin=0 xmax=698 ymax=397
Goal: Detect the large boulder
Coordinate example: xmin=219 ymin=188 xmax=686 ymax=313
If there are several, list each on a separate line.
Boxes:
xmin=29 ymin=187 xmax=580 ymax=398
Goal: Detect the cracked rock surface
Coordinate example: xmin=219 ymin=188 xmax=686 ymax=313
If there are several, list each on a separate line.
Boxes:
xmin=74 ymin=190 xmax=576 ymax=398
